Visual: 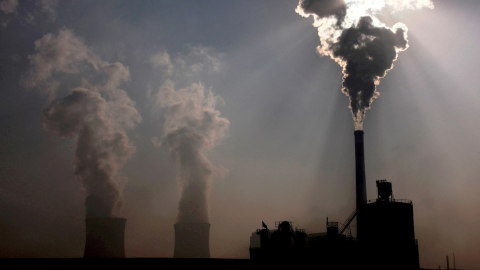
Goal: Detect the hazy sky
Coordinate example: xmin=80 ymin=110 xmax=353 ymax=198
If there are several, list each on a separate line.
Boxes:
xmin=0 ymin=0 xmax=479 ymax=268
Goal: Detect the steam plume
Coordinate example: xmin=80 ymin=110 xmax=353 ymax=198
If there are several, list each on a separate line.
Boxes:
xmin=159 ymin=81 xmax=229 ymax=223
xmin=296 ymin=0 xmax=433 ymax=130
xmin=24 ymin=29 xmax=141 ymax=217
xmin=152 ymin=48 xmax=229 ymax=224
xmin=0 ymin=0 xmax=18 ymax=14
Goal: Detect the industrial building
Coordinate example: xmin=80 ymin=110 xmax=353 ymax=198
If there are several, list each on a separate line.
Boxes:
xmin=249 ymin=131 xmax=420 ymax=269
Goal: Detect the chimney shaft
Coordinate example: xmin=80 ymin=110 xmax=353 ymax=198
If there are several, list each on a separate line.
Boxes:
xmin=354 ymin=130 xmax=367 ymax=207
xmin=354 ymin=130 xmax=367 ymax=241
xmin=174 ymin=222 xmax=210 ymax=258
xmin=84 ymin=217 xmax=126 ymax=258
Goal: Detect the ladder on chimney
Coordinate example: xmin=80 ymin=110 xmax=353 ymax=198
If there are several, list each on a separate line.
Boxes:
xmin=338 ymin=209 xmax=357 ymax=236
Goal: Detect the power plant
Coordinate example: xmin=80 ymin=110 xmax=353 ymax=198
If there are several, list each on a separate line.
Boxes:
xmin=83 ymin=217 xmax=126 ymax=258
xmin=76 ymin=129 xmax=419 ymax=267
xmin=249 ymin=131 xmax=420 ymax=269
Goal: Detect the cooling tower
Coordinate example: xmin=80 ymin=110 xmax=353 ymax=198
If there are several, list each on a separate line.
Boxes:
xmin=354 ymin=130 xmax=367 ymax=241
xmin=173 ymin=222 xmax=210 ymax=258
xmin=83 ymin=217 xmax=126 ymax=258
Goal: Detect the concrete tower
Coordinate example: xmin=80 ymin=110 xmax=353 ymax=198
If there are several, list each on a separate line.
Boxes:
xmin=84 ymin=217 xmax=126 ymax=258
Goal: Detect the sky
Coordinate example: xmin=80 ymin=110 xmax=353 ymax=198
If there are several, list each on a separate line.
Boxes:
xmin=0 ymin=0 xmax=479 ymax=268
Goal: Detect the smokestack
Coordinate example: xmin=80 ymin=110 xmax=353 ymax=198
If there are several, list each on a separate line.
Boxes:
xmin=354 ymin=130 xmax=367 ymax=241
xmin=354 ymin=130 xmax=367 ymax=207
xmin=173 ymin=222 xmax=210 ymax=258
xmin=84 ymin=218 xmax=126 ymax=258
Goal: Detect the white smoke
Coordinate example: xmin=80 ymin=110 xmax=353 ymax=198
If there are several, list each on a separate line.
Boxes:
xmin=296 ymin=0 xmax=433 ymax=130
xmin=0 ymin=0 xmax=17 ymax=14
xmin=151 ymin=47 xmax=229 ymax=224
xmin=24 ymin=29 xmax=141 ymax=217
xmin=1 ymin=0 xmax=59 ymax=27
xmin=36 ymin=0 xmax=59 ymax=22
xmin=150 ymin=51 xmax=174 ymax=76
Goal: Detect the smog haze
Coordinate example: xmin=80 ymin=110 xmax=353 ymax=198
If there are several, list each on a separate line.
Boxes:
xmin=0 ymin=1 xmax=479 ymax=269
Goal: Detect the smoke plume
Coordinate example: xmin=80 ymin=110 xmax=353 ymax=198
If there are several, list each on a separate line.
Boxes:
xmin=0 ymin=0 xmax=17 ymax=14
xmin=24 ymin=29 xmax=141 ymax=217
xmin=152 ymin=48 xmax=229 ymax=224
xmin=296 ymin=0 xmax=433 ymax=130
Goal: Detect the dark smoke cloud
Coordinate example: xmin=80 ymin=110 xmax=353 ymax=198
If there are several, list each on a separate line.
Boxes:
xmin=296 ymin=0 xmax=432 ymax=130
xmin=298 ymin=0 xmax=346 ymax=26
xmin=24 ymin=29 xmax=141 ymax=218
xmin=333 ymin=16 xmax=407 ymax=127
xmin=151 ymin=48 xmax=229 ymax=224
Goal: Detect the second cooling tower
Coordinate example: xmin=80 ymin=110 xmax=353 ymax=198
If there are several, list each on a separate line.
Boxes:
xmin=83 ymin=217 xmax=126 ymax=258
xmin=173 ymin=222 xmax=210 ymax=258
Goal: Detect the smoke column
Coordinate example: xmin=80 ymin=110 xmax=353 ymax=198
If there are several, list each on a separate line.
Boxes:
xmin=42 ymin=89 xmax=136 ymax=217
xmin=24 ymin=29 xmax=141 ymax=217
xmin=296 ymin=0 xmax=433 ymax=130
xmin=150 ymin=47 xmax=228 ymax=225
xmin=0 ymin=0 xmax=18 ymax=14
xmin=157 ymin=80 xmax=229 ymax=223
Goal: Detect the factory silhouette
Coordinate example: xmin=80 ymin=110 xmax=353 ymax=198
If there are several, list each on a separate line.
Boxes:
xmin=248 ymin=130 xmax=420 ymax=269
xmin=81 ymin=130 xmax=421 ymax=269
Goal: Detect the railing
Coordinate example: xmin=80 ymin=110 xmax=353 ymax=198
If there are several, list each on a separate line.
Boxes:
xmin=367 ymin=198 xmax=412 ymax=204
xmin=275 ymin=221 xmax=292 ymax=228
xmin=338 ymin=209 xmax=357 ymax=235
xmin=327 ymin=222 xmax=338 ymax=228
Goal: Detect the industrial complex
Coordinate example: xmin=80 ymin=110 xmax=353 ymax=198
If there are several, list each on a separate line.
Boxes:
xmin=80 ymin=130 xmax=420 ymax=269
xmin=249 ymin=131 xmax=420 ymax=269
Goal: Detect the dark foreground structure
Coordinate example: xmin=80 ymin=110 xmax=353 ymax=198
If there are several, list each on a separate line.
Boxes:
xmin=173 ymin=222 xmax=211 ymax=258
xmin=361 ymin=181 xmax=419 ymax=269
xmin=250 ymin=131 xmax=420 ymax=269
xmin=83 ymin=217 xmax=126 ymax=258
xmin=250 ymin=181 xmax=419 ymax=269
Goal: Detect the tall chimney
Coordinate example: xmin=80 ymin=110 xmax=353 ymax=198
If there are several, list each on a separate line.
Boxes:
xmin=173 ymin=222 xmax=210 ymax=258
xmin=84 ymin=218 xmax=126 ymax=258
xmin=354 ymin=130 xmax=367 ymax=241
